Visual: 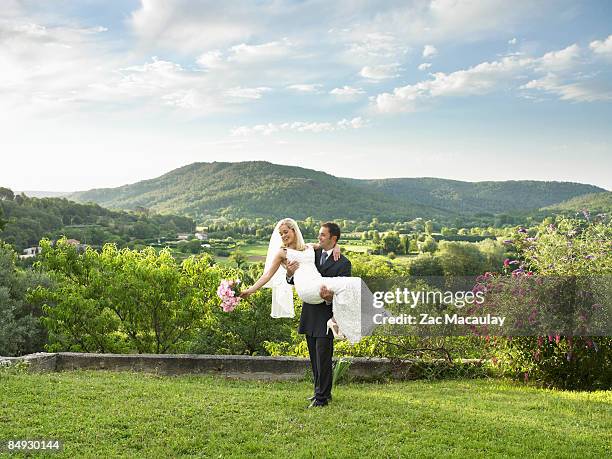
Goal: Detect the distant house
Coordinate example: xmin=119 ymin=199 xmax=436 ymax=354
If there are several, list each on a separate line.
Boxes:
xmin=177 ymin=233 xmax=191 ymax=241
xmin=51 ymin=239 xmax=88 ymax=253
xmin=19 ymin=246 xmax=42 ymax=259
xmin=195 ymin=232 xmax=208 ymax=241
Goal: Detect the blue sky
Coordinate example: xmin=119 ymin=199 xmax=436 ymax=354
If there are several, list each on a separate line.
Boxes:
xmin=1 ymin=0 xmax=611 ymax=191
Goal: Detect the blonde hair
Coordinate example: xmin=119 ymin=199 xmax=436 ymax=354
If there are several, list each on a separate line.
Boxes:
xmin=278 ymin=218 xmax=306 ymax=251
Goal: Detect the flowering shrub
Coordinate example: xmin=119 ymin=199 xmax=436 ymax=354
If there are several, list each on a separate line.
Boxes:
xmin=487 ymin=215 xmax=611 ymax=390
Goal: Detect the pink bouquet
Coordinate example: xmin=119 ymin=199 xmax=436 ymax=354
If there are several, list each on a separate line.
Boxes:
xmin=217 ymin=279 xmax=241 ymax=312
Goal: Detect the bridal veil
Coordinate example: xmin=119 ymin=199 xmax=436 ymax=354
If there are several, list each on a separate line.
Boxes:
xmin=263 ymin=218 xmax=304 ymax=318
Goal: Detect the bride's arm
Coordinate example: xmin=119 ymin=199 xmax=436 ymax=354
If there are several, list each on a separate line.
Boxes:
xmin=240 ymin=249 xmax=285 ymax=297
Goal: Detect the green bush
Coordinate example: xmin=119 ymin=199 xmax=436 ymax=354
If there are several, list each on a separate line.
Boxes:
xmin=494 ymin=336 xmax=611 ymax=390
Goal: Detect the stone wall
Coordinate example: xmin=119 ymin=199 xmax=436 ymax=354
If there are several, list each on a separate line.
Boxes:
xmin=1 ymin=352 xmax=485 ymax=381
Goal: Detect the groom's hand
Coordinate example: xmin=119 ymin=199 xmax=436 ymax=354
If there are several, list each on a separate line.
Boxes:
xmin=286 ymin=260 xmax=299 ymax=278
xmin=320 ymin=285 xmax=333 ymax=304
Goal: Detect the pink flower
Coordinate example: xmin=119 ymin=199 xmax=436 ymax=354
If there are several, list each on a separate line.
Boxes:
xmin=217 ymin=278 xmax=242 ymax=312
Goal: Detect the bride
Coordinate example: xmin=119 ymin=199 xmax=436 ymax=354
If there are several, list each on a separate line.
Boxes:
xmin=239 ymin=218 xmax=371 ymax=343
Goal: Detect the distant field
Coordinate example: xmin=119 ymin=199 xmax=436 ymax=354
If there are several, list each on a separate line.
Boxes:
xmin=343 ymin=244 xmax=371 ymax=253
xmin=235 ymin=241 xmax=268 ymax=262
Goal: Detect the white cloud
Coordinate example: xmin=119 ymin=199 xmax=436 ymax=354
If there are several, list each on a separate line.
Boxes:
xmin=360 ymin=63 xmax=400 ymax=80
xmin=337 ymin=117 xmax=367 ymax=129
xmin=375 ymin=35 xmax=612 ymax=112
xmin=124 ymin=0 xmax=569 ymax=102
xmin=225 ymin=86 xmax=272 ymax=100
xmin=375 ymin=55 xmax=534 ymax=112
xmin=287 ymin=83 xmax=323 ymax=93
xmin=130 ymin=0 xmax=551 ymax=57
xmin=162 ymin=89 xmax=200 ymax=109
xmin=0 ymin=15 xmax=118 ymax=115
xmin=538 ymin=44 xmax=581 ymax=71
xmin=422 ymin=44 xmax=437 ymax=58
xmin=2 ymin=1 xmax=604 ymax=124
xmin=196 ymin=50 xmax=224 ymax=68
xmin=231 ymin=117 xmax=367 ymax=136
xmin=589 ymin=35 xmax=612 ymax=57
xmin=228 ymin=39 xmax=292 ymax=63
xmin=130 ymin=0 xmax=263 ymax=54
xmin=521 ymin=73 xmax=612 ymax=102
xmin=195 ymin=40 xmax=292 ymax=69
xmin=346 ymin=32 xmax=403 ymax=59
xmin=330 ymin=85 xmax=365 ymax=96
xmin=85 ymin=57 xmax=228 ymax=113
xmin=508 ymin=37 xmax=517 ymax=45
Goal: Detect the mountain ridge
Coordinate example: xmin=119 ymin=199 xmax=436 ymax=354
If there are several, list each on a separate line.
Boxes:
xmin=68 ymin=161 xmax=607 ymax=221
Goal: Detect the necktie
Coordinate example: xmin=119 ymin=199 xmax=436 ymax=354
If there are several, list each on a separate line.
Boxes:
xmin=320 ymin=251 xmax=328 ymax=266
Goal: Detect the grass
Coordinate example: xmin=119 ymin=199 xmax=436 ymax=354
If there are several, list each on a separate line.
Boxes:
xmin=236 ymin=242 xmax=268 ymax=262
xmin=1 ymin=371 xmax=610 ymax=458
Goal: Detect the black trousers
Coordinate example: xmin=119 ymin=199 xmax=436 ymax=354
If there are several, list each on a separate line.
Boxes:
xmin=306 ymin=334 xmax=334 ymax=402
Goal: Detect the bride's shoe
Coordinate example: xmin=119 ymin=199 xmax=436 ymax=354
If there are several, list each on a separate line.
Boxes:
xmin=327 ymin=318 xmax=345 ymax=339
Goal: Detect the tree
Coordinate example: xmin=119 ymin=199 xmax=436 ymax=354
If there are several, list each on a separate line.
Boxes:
xmin=0 ymin=242 xmax=51 ymax=356
xmin=134 ymin=206 xmax=150 ymax=217
xmin=418 ymin=236 xmax=438 ymax=254
xmin=14 ymin=193 xmax=27 ymax=205
xmin=0 ymin=187 xmax=14 ymax=201
xmin=35 ymin=240 xmax=217 ymax=354
xmin=230 ymin=249 xmax=248 ymax=268
xmin=381 ymin=231 xmax=401 ymax=254
xmin=436 ymin=241 xmax=486 ymax=276
xmin=0 ymin=207 xmax=6 ymax=231
xmin=400 ymin=235 xmax=411 ymax=254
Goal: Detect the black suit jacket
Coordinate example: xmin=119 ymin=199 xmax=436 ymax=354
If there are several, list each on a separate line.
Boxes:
xmin=291 ymin=248 xmax=351 ymax=337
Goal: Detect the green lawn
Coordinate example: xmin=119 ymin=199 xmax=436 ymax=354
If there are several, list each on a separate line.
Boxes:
xmin=1 ymin=371 xmax=610 ymax=457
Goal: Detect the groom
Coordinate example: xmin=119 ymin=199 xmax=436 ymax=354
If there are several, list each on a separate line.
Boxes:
xmin=286 ymin=221 xmax=351 ymax=408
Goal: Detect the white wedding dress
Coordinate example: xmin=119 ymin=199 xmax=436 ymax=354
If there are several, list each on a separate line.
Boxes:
xmin=286 ymin=247 xmax=371 ymax=343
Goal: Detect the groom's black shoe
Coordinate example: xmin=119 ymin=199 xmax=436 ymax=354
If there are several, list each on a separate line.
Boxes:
xmin=308 ymin=399 xmax=328 ymax=408
xmin=307 ymin=395 xmax=332 ymax=402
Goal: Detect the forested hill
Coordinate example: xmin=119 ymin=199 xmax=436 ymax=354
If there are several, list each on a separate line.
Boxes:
xmin=0 ymin=193 xmax=194 ymax=251
xmin=344 ymin=177 xmax=605 ymax=215
xmin=68 ymin=161 xmax=606 ymax=220
xmin=69 ymin=162 xmax=448 ymax=221
xmin=541 ymin=191 xmax=612 ymax=214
